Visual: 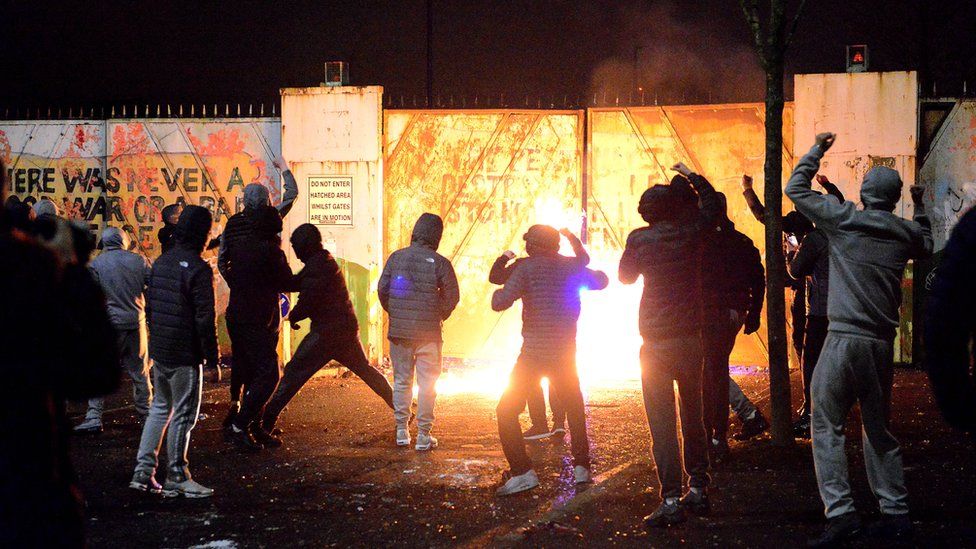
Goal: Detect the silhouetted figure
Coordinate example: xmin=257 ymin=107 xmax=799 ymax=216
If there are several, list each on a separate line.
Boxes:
xmin=700 ymin=192 xmax=765 ymax=463
xmin=218 ymin=160 xmax=298 ymax=435
xmin=786 ymin=133 xmax=931 ymax=546
xmin=619 ymin=162 xmax=719 ymax=527
xmin=221 ymin=197 xmax=293 ymax=452
xmin=489 ymin=227 xmax=588 ymax=440
xmin=1 ymin=161 xmax=119 ymax=547
xmin=157 ymin=203 xmax=183 ymax=254
xmin=263 ymin=224 xmax=394 ymax=439
xmin=379 ymin=213 xmax=459 ymax=450
xmin=492 ymin=224 xmax=607 ymax=496
xmin=924 ymin=207 xmax=976 ymax=439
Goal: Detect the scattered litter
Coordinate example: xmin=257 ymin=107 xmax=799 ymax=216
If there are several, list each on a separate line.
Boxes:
xmin=189 ymin=540 xmax=237 ymax=549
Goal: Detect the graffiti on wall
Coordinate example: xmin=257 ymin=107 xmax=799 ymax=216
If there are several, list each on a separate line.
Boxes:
xmin=385 ymin=110 xmax=583 ymax=362
xmin=588 ymin=104 xmax=794 ymax=366
xmin=2 ymin=119 xmax=282 ymax=352
xmin=920 ymin=101 xmax=976 ymax=251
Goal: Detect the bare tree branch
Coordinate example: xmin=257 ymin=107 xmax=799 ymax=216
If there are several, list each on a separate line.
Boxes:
xmin=739 ymin=0 xmax=768 ymax=70
xmin=784 ymin=0 xmax=809 ymax=53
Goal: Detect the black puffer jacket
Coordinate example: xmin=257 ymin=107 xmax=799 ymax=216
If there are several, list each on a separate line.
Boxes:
xmin=703 ymin=220 xmax=765 ymax=326
xmin=219 ymin=205 xmax=292 ymax=327
xmin=379 ymin=213 xmax=460 ymax=342
xmin=290 ymin=249 xmax=359 ymax=334
xmin=492 ymin=253 xmax=608 ymax=358
xmin=619 ymin=173 xmax=720 ymax=340
xmin=146 ymin=207 xmax=218 ymax=367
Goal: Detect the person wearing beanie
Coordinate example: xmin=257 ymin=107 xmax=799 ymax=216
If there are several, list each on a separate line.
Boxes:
xmin=262 ymin=224 xmax=394 ymax=436
xmin=157 ymin=203 xmax=183 ymax=254
xmin=786 ymin=133 xmax=932 ymax=546
xmin=378 ymin=213 xmax=460 ymax=451
xmin=132 ymin=205 xmax=218 ymax=498
xmin=74 ymin=228 xmax=153 ymax=434
xmin=217 ymin=157 xmax=298 ymax=437
xmin=489 ymin=227 xmax=589 ymax=441
xmin=619 ymin=162 xmax=720 ymax=527
xmin=491 ymin=224 xmax=608 ymax=496
xmin=32 ymin=197 xmax=62 ymax=221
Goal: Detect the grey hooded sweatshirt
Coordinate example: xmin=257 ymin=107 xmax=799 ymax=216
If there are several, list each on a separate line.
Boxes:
xmin=785 ymin=144 xmax=932 ymax=340
xmin=88 ymin=227 xmax=152 ymax=329
xmin=378 ymin=213 xmax=460 ymax=342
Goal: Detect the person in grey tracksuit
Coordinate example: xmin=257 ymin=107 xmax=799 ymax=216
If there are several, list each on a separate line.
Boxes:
xmin=74 ymin=227 xmax=153 ymax=433
xmin=379 ymin=213 xmax=460 ymax=448
xmin=785 ymin=133 xmax=932 ymax=545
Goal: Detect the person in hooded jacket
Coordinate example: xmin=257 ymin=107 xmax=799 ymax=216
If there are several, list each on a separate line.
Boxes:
xmin=700 ymin=192 xmax=766 ymax=463
xmin=619 ymin=162 xmax=719 ymax=527
xmin=786 ymin=133 xmax=932 ymax=546
xmin=1 ymin=161 xmax=120 ymax=547
xmin=157 ymin=203 xmax=183 ymax=254
xmin=262 ymin=224 xmax=395 ymax=437
xmin=379 ymin=213 xmax=460 ymax=451
xmin=221 ymin=196 xmax=295 ymax=451
xmin=131 ymin=205 xmax=218 ymax=498
xmin=218 ymin=158 xmax=298 ymax=431
xmin=489 ymin=227 xmax=589 ymax=440
xmin=74 ymin=227 xmax=153 ymax=434
xmin=491 ymin=224 xmax=607 ymax=496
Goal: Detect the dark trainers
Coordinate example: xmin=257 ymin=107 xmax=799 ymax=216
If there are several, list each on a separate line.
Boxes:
xmin=222 ymin=402 xmax=239 ymax=430
xmin=227 ymin=425 xmax=263 ymax=453
xmin=251 ymin=425 xmax=282 ymax=448
xmin=129 ymin=472 xmax=163 ymax=494
xmin=733 ymin=411 xmax=769 ymax=441
xmin=865 ymin=514 xmax=913 ymax=541
xmin=644 ymin=498 xmax=687 ymax=528
xmin=523 ymin=425 xmax=551 ymax=441
xmin=709 ymin=438 xmax=730 ymax=466
xmin=807 ymin=512 xmax=862 ymax=547
xmin=678 ymin=489 xmax=710 ymax=515
xmin=793 ymin=415 xmax=811 ymax=439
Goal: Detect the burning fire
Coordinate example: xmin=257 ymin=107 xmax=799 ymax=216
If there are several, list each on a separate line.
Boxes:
xmin=425 ymin=199 xmax=644 ymax=397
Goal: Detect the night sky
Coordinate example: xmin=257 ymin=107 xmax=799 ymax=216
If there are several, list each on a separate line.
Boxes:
xmin=2 ymin=0 xmax=974 ymax=111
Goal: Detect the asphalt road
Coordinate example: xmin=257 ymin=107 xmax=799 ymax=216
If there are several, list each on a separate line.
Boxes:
xmin=68 ymin=366 xmax=975 ymax=548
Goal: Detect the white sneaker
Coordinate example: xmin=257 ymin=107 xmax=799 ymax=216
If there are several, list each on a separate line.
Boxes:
xmin=415 ymin=433 xmax=438 ymax=451
xmin=396 ymin=428 xmax=411 ymax=447
xmin=496 ymin=469 xmax=540 ymax=496
xmin=574 ymin=465 xmax=593 ymax=485
xmin=162 ymin=478 xmax=214 ymax=498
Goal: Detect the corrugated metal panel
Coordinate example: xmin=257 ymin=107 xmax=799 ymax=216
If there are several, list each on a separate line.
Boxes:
xmin=794 ymin=71 xmax=920 ymax=362
xmin=2 ymin=120 xmax=108 ymax=233
xmin=588 ymin=104 xmax=795 ymax=367
xmin=384 ymin=110 xmax=584 ymax=363
xmin=919 ymin=100 xmax=976 ymax=250
xmin=793 ymin=71 xmax=919 ymax=219
xmin=281 ymin=87 xmax=384 ymax=362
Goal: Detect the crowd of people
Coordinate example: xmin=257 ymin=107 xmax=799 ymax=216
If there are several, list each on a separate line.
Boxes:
xmin=2 ymin=130 xmax=974 ymax=547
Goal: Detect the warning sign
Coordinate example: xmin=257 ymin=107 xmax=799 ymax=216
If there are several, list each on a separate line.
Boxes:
xmin=308 ymin=175 xmax=354 ymax=226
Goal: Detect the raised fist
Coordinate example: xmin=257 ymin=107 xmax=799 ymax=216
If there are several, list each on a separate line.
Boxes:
xmin=815 ymin=133 xmax=836 ymax=152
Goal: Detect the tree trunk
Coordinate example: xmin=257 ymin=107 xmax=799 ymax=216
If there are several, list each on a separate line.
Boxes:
xmin=763 ymin=58 xmax=793 ymax=447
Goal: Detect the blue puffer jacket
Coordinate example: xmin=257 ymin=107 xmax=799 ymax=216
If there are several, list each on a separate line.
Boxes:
xmin=379 ymin=213 xmax=460 ymax=342
xmin=492 ymin=253 xmax=608 ymax=359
